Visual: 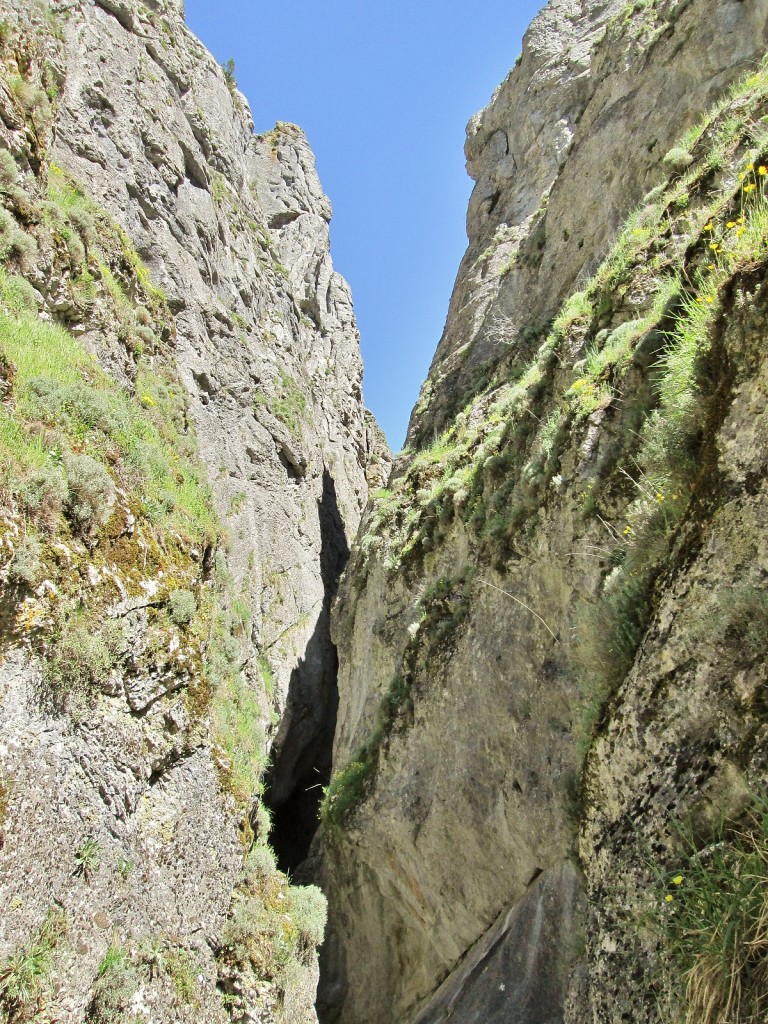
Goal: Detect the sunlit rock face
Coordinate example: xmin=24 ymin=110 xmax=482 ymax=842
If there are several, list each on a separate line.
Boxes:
xmin=319 ymin=1 xmax=768 ymax=1023
xmin=0 ymin=0 xmax=388 ymax=1020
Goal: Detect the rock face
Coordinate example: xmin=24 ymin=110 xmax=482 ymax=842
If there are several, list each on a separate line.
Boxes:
xmin=410 ymin=0 xmax=768 ymax=445
xmin=50 ymin=0 xmax=385 ymax=813
xmin=320 ymin=2 xmax=768 ymax=1023
xmin=0 ymin=1 xmax=385 ymax=1021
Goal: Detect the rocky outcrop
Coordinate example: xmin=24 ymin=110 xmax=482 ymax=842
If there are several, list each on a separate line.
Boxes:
xmin=409 ymin=0 xmax=768 ymax=445
xmin=0 ymin=1 xmax=384 ymax=1021
xmin=50 ymin=0 xmax=380 ymax=808
xmin=320 ymin=2 xmax=768 ymax=1023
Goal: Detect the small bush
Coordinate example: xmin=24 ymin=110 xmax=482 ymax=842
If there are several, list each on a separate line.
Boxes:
xmin=19 ymin=465 xmax=68 ymax=531
xmin=9 ymin=75 xmax=49 ymax=118
xmin=288 ymin=885 xmax=327 ymax=950
xmin=168 ymin=588 xmax=196 ymax=626
xmin=0 ymin=150 xmax=17 ymax=190
xmin=662 ymin=146 xmax=694 ymax=173
xmin=242 ymin=844 xmax=277 ymax=883
xmin=321 ymin=758 xmax=371 ymax=826
xmin=0 ymin=209 xmax=37 ymax=269
xmin=0 ymin=270 xmax=38 ymax=313
xmin=66 ymin=204 xmax=96 ymax=246
xmin=63 ymin=452 xmax=115 ymax=531
xmin=43 ymin=615 xmax=126 ymax=703
xmin=222 ymin=57 xmax=237 ymax=92
xmin=6 ymin=534 xmax=42 ymax=585
xmin=164 ymin=948 xmax=199 ymax=1006
xmin=89 ymin=944 xmax=138 ymax=1024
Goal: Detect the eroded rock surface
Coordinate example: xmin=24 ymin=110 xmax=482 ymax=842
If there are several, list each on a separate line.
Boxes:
xmin=0 ymin=0 xmax=386 ymax=1021
xmin=320 ymin=2 xmax=768 ymax=1023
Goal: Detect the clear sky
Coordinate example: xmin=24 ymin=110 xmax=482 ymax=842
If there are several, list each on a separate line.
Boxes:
xmin=184 ymin=0 xmax=546 ymax=450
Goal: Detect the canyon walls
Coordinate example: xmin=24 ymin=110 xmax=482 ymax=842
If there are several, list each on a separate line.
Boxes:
xmin=0 ymin=0 xmax=385 ymax=1020
xmin=319 ymin=2 xmax=768 ymax=1022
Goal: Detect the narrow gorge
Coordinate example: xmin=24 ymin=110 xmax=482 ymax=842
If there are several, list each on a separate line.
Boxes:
xmin=1 ymin=1 xmax=767 ymax=1023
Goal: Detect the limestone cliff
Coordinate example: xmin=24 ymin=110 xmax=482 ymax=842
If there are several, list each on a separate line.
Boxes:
xmin=320 ymin=2 xmax=768 ymax=1023
xmin=0 ymin=1 xmax=385 ymax=1022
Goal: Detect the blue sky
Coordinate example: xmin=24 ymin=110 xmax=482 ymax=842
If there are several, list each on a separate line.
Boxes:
xmin=184 ymin=0 xmax=546 ymax=449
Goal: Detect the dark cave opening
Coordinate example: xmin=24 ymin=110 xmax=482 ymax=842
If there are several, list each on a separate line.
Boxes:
xmin=263 ymin=645 xmax=339 ymax=876
xmin=262 ymin=469 xmax=347 ymax=877
xmin=267 ymin=750 xmax=331 ymax=875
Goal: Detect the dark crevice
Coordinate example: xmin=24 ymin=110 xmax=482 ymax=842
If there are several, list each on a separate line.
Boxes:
xmin=263 ymin=469 xmax=349 ymax=875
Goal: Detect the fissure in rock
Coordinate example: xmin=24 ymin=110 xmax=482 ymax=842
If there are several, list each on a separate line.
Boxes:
xmin=263 ymin=470 xmax=348 ymax=874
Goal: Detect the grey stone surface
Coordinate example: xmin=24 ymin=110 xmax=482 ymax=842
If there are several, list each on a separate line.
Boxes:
xmin=414 ymin=864 xmax=582 ymax=1024
xmin=408 ymin=0 xmax=768 ymax=444
xmin=0 ymin=0 xmax=387 ymax=1020
xmin=320 ymin=3 xmax=768 ymax=1024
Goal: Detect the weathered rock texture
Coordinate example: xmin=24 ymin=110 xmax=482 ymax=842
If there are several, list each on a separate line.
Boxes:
xmin=320 ymin=2 xmax=768 ymax=1023
xmin=50 ymin=0 xmax=386 ymax=804
xmin=0 ymin=0 xmax=386 ymax=1021
xmin=410 ymin=0 xmax=768 ymax=445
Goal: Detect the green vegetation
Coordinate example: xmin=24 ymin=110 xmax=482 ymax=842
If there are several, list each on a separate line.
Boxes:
xmin=222 ymin=57 xmax=237 ymax=92
xmin=74 ymin=837 xmax=101 ymax=881
xmin=89 ymin=944 xmax=139 ymax=1024
xmin=219 ymin=845 xmax=327 ymax=998
xmin=168 ymin=588 xmax=197 ymax=626
xmin=200 ymin=571 xmax=268 ymax=810
xmin=0 ymin=907 xmax=67 ymax=1020
xmin=253 ymin=371 xmax=308 ymax=441
xmin=43 ymin=615 xmax=126 ymax=708
xmin=652 ymin=797 xmax=768 ymax=1024
xmin=89 ymin=938 xmax=199 ymax=1021
xmin=0 ymin=19 xmax=268 ymax=837
xmin=574 ymin=143 xmax=768 ymax=754
xmin=0 ymin=259 xmax=216 ymax=550
xmin=348 ymin=55 xmax=768 ymax=789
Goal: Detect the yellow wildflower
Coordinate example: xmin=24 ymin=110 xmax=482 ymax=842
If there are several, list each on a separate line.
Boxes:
xmin=672 ymin=875 xmax=684 ymax=885
xmin=747 ymin=162 xmax=755 ymax=171
xmin=736 ymin=227 xmax=746 ymax=236
xmin=744 ymin=183 xmax=757 ymax=194
xmin=709 ymin=243 xmax=720 ymax=251
xmin=726 ymin=221 xmax=737 ymax=229
xmin=655 ymin=492 xmax=665 ymax=501
xmin=737 ymin=216 xmax=745 ymax=224
xmin=707 ymin=263 xmax=716 ymax=270
xmin=705 ymin=296 xmax=714 ymax=304
xmin=665 ymin=894 xmax=674 ymax=903
xmin=703 ymin=222 xmax=714 ymax=231
xmin=671 ymin=494 xmax=679 ymax=500
xmin=760 ymin=166 xmax=767 ymax=176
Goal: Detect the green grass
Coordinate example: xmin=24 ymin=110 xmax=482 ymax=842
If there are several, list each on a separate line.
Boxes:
xmin=254 ymin=371 xmax=308 ymax=440
xmin=651 ymin=797 xmax=768 ymax=1024
xmin=90 ymin=944 xmax=138 ymax=1023
xmin=0 ymin=907 xmax=67 ymax=1018
xmin=571 ymin=75 xmax=768 ymax=760
xmin=204 ymin=599 xmax=268 ymax=807
xmin=0 ymin=308 xmax=217 ymax=544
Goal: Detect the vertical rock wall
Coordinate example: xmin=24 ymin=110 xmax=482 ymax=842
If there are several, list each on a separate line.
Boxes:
xmin=0 ymin=0 xmax=387 ymax=1021
xmin=321 ymin=2 xmax=768 ymax=1023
